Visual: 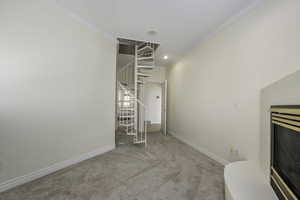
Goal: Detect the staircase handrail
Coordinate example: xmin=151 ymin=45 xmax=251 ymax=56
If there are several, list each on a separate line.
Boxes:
xmin=118 ymin=81 xmax=146 ymax=108
xmin=118 ymin=61 xmax=134 ymax=74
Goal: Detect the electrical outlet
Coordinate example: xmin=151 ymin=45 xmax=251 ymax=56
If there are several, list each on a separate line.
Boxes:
xmin=229 ymin=147 xmax=240 ymax=162
xmin=230 ymin=147 xmax=234 ymax=153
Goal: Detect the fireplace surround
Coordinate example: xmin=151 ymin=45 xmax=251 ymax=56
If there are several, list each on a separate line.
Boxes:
xmin=271 ymin=105 xmax=300 ymax=200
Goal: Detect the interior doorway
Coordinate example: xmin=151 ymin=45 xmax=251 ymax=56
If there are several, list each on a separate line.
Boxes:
xmin=144 ymin=80 xmax=167 ymax=135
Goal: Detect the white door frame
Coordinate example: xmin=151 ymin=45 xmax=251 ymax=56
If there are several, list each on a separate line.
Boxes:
xmin=144 ymin=80 xmax=167 ymax=135
xmin=161 ymin=80 xmax=167 ymax=136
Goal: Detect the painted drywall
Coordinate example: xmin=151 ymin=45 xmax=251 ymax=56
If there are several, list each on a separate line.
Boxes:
xmin=0 ymin=0 xmax=116 ymax=185
xmin=260 ymin=69 xmax=300 ymax=179
xmin=167 ymin=0 xmax=300 ymax=166
xmin=144 ymin=83 xmax=162 ymax=124
xmin=146 ymin=66 xmax=166 ymax=83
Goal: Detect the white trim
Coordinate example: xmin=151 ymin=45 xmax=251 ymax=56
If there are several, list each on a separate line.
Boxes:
xmin=175 ymin=0 xmax=263 ymax=64
xmin=162 ymin=80 xmax=168 ymax=136
xmin=0 ymin=144 xmax=115 ymax=193
xmin=53 ymin=0 xmax=115 ymax=41
xmin=168 ymin=130 xmax=229 ymax=166
xmin=211 ymin=0 xmax=263 ymax=38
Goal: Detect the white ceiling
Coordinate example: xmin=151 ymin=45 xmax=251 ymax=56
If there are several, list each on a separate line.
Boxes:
xmin=56 ymin=0 xmax=258 ymax=65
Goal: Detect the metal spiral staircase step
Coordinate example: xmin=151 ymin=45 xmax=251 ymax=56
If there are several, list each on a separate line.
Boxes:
xmin=137 ymin=80 xmax=144 ymax=84
xmin=137 ymin=56 xmax=154 ymax=61
xmin=137 ymin=72 xmax=151 ymax=77
xmin=133 ymin=139 xmax=146 ymax=144
xmin=119 ymin=115 xmax=135 ymax=118
xmin=119 ymin=108 xmax=134 ymax=111
xmin=137 ymin=65 xmax=154 ymax=69
xmin=119 ymin=123 xmax=134 ymax=127
xmin=126 ymin=132 xmax=136 ymax=136
xmin=118 ymin=100 xmax=134 ymax=103
xmin=137 ymin=45 xmax=153 ymax=53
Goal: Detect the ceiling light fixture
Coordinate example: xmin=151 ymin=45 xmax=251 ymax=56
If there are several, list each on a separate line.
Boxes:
xmin=147 ymin=30 xmax=157 ymax=36
xmin=163 ymin=55 xmax=168 ymax=60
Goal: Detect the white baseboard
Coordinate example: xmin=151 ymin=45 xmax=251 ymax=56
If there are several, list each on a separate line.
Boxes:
xmin=168 ymin=130 xmax=229 ymax=166
xmin=0 ymin=144 xmax=115 ymax=193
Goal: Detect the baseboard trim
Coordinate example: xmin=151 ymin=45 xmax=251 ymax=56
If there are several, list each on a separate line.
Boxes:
xmin=0 ymin=144 xmax=115 ymax=193
xmin=168 ymin=130 xmax=229 ymax=166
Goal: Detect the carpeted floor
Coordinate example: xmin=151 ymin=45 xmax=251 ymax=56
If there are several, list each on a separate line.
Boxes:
xmin=0 ymin=132 xmax=224 ymax=200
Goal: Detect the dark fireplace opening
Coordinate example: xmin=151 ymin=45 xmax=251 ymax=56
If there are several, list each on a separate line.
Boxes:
xmin=273 ymin=125 xmax=300 ymax=198
xmin=271 ymin=105 xmax=300 ymax=200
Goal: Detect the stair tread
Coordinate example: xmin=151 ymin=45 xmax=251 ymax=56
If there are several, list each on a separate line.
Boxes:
xmin=138 ymin=56 xmax=154 ymax=61
xmin=137 ymin=65 xmax=154 ymax=69
xmin=127 ymin=132 xmax=136 ymax=136
xmin=119 ymin=123 xmax=134 ymax=127
xmin=137 ymin=45 xmax=153 ymax=53
xmin=134 ymin=140 xmax=146 ymax=144
xmin=119 ymin=115 xmax=135 ymax=118
xmin=137 ymin=72 xmax=151 ymax=77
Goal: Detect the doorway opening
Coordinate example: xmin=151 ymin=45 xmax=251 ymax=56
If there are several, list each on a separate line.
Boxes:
xmin=144 ymin=80 xmax=167 ymax=135
xmin=115 ymin=38 xmax=166 ymax=147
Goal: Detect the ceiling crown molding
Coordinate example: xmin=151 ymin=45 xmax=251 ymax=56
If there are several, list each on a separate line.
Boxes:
xmin=173 ymin=0 xmax=263 ymax=65
xmin=54 ymin=0 xmax=116 ymax=41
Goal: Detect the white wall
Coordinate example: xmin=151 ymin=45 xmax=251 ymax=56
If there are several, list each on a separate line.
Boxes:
xmin=167 ymin=0 xmax=300 ymax=165
xmin=147 ymin=66 xmax=166 ymax=83
xmin=260 ymin=69 xmax=300 ymax=179
xmin=144 ymin=83 xmax=162 ymax=124
xmin=0 ymin=0 xmax=116 ymax=185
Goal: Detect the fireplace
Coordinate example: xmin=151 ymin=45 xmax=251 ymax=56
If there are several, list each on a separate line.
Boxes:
xmin=271 ymin=105 xmax=300 ymax=200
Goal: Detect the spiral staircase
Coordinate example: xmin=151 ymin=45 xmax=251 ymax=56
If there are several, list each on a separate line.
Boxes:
xmin=117 ymin=41 xmax=158 ymax=145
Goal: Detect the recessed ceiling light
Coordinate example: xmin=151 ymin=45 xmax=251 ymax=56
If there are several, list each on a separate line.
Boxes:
xmin=147 ymin=30 xmax=157 ymax=36
xmin=163 ymin=55 xmax=168 ymax=60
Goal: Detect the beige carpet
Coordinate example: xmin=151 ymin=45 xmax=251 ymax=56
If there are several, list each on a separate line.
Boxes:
xmin=0 ymin=132 xmax=224 ymax=200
